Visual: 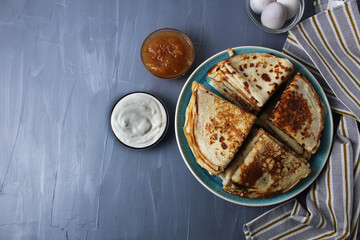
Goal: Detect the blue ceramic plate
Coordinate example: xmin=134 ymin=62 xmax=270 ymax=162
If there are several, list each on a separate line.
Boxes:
xmin=175 ymin=46 xmax=333 ymax=206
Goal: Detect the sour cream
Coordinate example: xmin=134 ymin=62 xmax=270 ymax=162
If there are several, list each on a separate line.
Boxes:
xmin=111 ymin=92 xmax=168 ymax=149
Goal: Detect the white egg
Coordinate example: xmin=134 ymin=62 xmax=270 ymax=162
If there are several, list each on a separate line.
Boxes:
xmin=250 ymin=0 xmax=275 ymax=15
xmin=261 ymin=2 xmax=287 ymax=30
xmin=276 ymin=0 xmax=300 ymax=20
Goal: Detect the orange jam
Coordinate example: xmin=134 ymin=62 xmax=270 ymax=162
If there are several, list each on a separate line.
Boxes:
xmin=141 ymin=29 xmax=194 ymax=79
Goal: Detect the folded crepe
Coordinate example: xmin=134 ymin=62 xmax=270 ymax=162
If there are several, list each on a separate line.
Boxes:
xmin=263 ymin=73 xmax=326 ymax=156
xmin=222 ymin=128 xmax=310 ymax=199
xmin=184 ymin=82 xmax=257 ymax=175
xmin=256 ymin=107 xmax=312 ymax=159
xmin=207 ymin=52 xmax=294 ymax=113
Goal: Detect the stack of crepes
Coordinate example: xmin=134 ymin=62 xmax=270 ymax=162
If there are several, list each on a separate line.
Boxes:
xmin=244 ymin=0 xmax=360 ymax=239
xmin=184 ymin=47 xmax=328 ymax=199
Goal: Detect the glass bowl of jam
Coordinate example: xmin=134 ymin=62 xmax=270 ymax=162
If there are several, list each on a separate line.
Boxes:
xmin=141 ymin=28 xmax=195 ymax=79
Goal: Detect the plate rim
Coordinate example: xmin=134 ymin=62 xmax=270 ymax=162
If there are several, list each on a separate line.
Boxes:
xmin=175 ymin=46 xmax=334 ymax=206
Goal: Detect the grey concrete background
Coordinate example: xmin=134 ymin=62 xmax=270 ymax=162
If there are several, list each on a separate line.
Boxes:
xmin=0 ymin=0 xmax=315 ymax=239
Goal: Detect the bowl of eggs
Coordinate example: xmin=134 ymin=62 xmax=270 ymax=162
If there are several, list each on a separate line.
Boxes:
xmin=245 ymin=0 xmax=304 ymax=34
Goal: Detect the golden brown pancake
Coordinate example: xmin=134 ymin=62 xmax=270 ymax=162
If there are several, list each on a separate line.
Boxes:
xmin=269 ymin=73 xmax=326 ymax=154
xmin=222 ymin=129 xmax=310 ymax=198
xmin=207 ymin=52 xmax=294 ymax=113
xmin=184 ymin=82 xmax=257 ymax=175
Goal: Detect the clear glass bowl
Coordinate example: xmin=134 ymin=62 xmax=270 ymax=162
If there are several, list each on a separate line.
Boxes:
xmin=141 ymin=28 xmax=195 ymax=79
xmin=245 ymin=0 xmax=305 ymax=34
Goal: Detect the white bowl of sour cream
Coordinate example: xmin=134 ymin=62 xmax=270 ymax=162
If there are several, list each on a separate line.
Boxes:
xmin=110 ymin=92 xmax=168 ymax=149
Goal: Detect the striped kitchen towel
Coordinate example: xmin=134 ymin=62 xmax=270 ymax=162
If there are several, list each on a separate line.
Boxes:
xmin=244 ymin=1 xmax=360 ymax=239
xmin=314 ymin=0 xmax=355 ymax=13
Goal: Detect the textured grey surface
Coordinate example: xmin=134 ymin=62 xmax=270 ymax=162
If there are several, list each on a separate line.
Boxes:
xmin=0 ymin=1 xmax=314 ymax=239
